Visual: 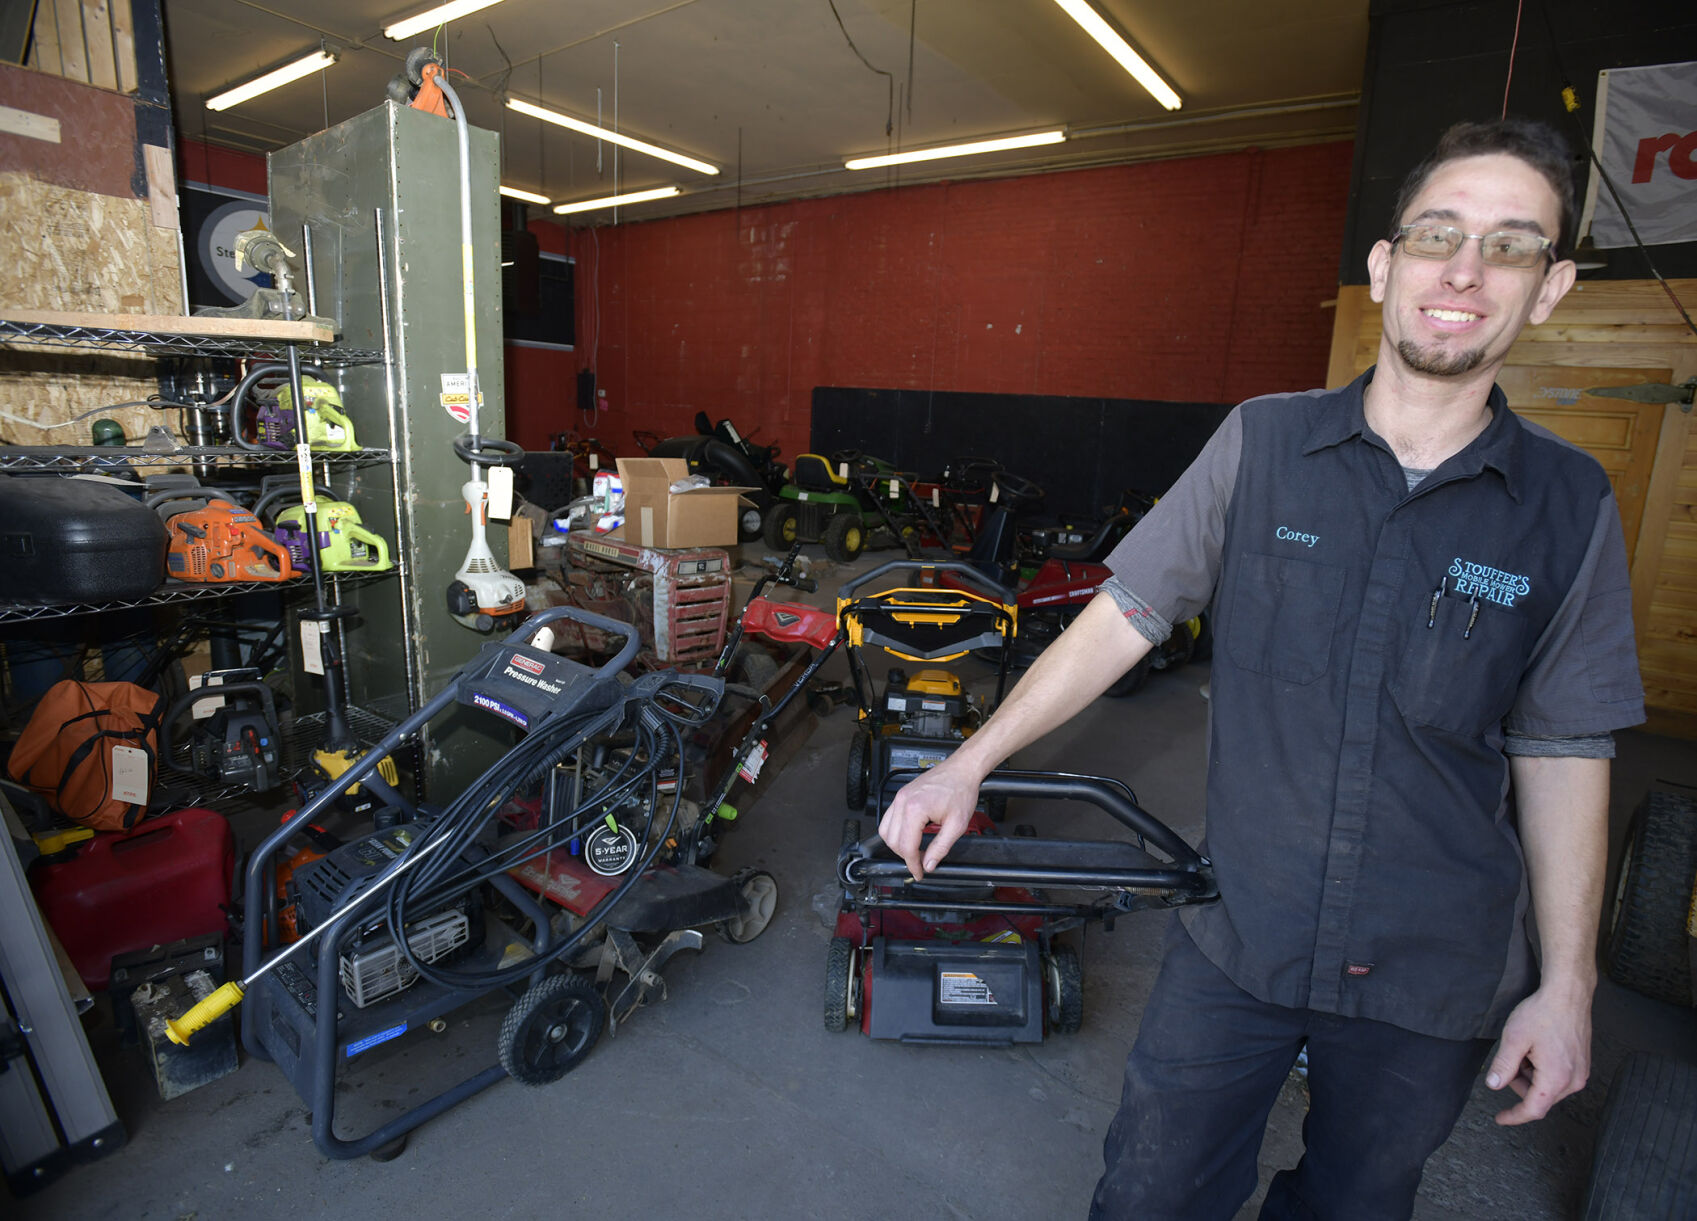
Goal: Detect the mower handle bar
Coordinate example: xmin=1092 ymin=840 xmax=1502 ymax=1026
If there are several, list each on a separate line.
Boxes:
xmin=511 ymin=603 xmax=642 ymax=675
xmin=853 ymin=768 xmax=1207 ymax=873
xmin=836 ymin=558 xmax=1015 ymax=606
xmin=159 ymin=680 xmax=279 ymax=760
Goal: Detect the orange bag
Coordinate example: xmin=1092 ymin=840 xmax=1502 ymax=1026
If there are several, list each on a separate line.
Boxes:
xmin=7 ymin=680 xmax=163 ymax=830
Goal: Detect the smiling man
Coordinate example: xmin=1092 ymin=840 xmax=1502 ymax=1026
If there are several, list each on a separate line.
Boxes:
xmin=878 ymin=119 xmax=1646 ymax=1220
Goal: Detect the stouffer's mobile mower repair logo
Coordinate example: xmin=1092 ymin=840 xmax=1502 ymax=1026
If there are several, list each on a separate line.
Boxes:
xmin=1448 ymin=556 xmax=1532 ymax=607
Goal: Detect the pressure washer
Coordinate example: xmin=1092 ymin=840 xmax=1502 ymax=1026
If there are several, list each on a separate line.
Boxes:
xmin=165 ymin=606 xmax=740 ymax=1157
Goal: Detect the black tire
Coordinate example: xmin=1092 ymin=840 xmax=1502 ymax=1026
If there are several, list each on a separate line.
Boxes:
xmin=1046 ymin=943 xmax=1083 ymax=1034
xmin=738 ymin=503 xmax=766 ymax=542
xmin=498 ymin=973 xmax=605 ymax=1086
xmin=764 ymin=503 xmax=800 ymax=550
xmin=846 ymin=730 xmax=870 ymax=811
xmin=823 ymin=514 xmax=864 ymax=562
xmin=1582 ymin=1052 xmax=1697 ymax=1220
xmin=824 ymin=937 xmax=859 ymax=1032
xmin=1151 ymin=620 xmax=1197 ymax=672
xmin=404 ymin=46 xmax=441 ymax=86
xmin=718 ymin=869 xmax=778 ymax=943
xmin=842 ymin=817 xmax=862 ymax=849
xmin=1191 ymin=610 xmax=1213 ymax=662
xmin=984 ymin=793 xmax=1008 ymax=824
xmin=1605 ymin=789 xmax=1697 ymax=1006
xmin=731 ymin=645 xmax=780 ymax=693
xmin=1105 ymin=652 xmax=1154 ymax=698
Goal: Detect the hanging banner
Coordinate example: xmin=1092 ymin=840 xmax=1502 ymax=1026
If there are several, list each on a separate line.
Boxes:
xmin=1581 ymin=61 xmax=1697 ymax=249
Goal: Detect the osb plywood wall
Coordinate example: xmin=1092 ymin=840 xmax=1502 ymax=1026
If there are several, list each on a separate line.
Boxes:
xmin=1327 ymin=278 xmax=1697 ymax=738
xmin=0 ymin=2 xmax=179 ymax=449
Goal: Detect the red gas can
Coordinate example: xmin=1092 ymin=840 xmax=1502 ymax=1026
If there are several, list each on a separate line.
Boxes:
xmin=30 ymin=806 xmax=234 ymax=990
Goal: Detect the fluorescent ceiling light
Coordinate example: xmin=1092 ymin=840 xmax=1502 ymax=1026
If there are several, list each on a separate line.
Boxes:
xmin=1052 ymin=0 xmax=1181 ymax=111
xmin=844 ymin=129 xmax=1067 ymax=171
xmin=206 ymin=50 xmax=337 ymax=112
xmin=553 ymin=186 xmax=681 ymax=216
xmin=385 ymin=0 xmax=508 ymax=41
xmin=499 ymin=185 xmax=551 ymax=206
xmin=507 ymin=98 xmax=719 ymax=176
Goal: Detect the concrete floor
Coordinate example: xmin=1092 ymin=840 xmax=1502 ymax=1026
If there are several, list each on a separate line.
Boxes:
xmin=10 ymin=548 xmax=1697 ymax=1220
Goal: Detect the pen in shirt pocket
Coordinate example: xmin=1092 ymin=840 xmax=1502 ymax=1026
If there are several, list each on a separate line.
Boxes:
xmin=1426 ymin=575 xmax=1484 ymax=638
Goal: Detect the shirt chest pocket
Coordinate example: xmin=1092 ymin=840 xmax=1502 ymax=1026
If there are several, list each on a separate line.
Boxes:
xmin=1390 ymin=594 xmax=1530 ymax=736
xmin=1225 ymin=552 xmax=1347 ymax=685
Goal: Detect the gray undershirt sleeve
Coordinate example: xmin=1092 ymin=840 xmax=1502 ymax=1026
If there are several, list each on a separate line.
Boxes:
xmin=1502 ymin=731 xmax=1615 ymax=759
xmin=1100 ymin=574 xmax=1173 ymax=646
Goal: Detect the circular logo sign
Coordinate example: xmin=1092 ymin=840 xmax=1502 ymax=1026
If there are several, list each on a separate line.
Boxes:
xmin=199 ymin=200 xmax=272 ymax=304
xmin=584 ymin=824 xmax=638 ymax=876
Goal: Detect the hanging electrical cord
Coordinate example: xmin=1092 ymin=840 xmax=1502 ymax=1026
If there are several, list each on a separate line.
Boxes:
xmin=828 ymin=0 xmax=895 ymax=137
xmin=1534 ymin=3 xmax=1697 ymax=338
xmin=1501 ymin=0 xmax=1525 ymax=119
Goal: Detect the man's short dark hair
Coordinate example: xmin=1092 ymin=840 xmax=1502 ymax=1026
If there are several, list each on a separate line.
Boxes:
xmin=1388 ymin=118 xmax=1577 ymax=259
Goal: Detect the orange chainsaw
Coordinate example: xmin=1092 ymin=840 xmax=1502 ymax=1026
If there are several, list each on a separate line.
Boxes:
xmin=148 ymin=490 xmax=297 ymax=583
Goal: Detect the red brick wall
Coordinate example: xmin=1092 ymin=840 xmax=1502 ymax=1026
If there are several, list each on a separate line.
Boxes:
xmin=174 ymin=138 xmax=1355 ymax=462
xmin=552 ymin=141 xmax=1354 ymax=465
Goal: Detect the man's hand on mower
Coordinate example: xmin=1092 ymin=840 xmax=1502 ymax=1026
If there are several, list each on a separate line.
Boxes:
xmin=878 ymin=758 xmax=983 ymax=881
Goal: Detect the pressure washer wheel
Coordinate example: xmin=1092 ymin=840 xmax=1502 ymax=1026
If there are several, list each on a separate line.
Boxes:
xmin=1045 ymin=943 xmax=1083 ymax=1034
xmin=718 ymin=868 xmax=779 ymax=943
xmin=498 ymin=973 xmax=606 ymax=1086
xmin=824 ymin=937 xmax=862 ymax=1033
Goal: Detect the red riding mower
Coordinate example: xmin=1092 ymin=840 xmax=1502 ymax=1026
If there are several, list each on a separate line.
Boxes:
xmin=944 ymin=467 xmax=1208 ymax=696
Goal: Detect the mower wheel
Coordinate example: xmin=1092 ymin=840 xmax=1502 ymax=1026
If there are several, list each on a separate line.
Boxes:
xmin=739 ymin=503 xmax=766 ymax=542
xmin=1046 ymin=944 xmax=1084 ymax=1035
xmin=825 ymin=937 xmax=861 ymax=1032
xmin=846 ymin=730 xmax=870 ymax=810
xmin=498 ymin=972 xmax=606 ymax=1086
xmin=719 ymin=869 xmax=779 ymax=943
xmin=823 ymin=513 xmax=864 ymax=562
xmin=984 ymin=794 xmax=1008 ymax=823
xmin=1104 ymin=652 xmax=1154 ymax=698
xmin=764 ymin=503 xmax=800 ymax=550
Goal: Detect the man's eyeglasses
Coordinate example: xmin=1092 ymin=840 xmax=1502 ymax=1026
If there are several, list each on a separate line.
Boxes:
xmin=1393 ymin=223 xmax=1554 ymax=269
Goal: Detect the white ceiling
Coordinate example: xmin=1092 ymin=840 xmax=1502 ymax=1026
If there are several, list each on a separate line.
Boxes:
xmin=164 ymin=0 xmax=1368 ymax=220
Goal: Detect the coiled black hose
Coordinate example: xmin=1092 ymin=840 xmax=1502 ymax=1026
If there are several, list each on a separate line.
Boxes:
xmin=379 ymin=674 xmax=717 ymax=991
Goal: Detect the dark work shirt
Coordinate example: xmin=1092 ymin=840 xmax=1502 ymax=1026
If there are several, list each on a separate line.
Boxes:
xmin=1103 ymin=369 xmax=1646 ymax=1040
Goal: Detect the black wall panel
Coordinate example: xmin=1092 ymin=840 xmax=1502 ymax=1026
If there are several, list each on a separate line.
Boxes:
xmin=1342 ymin=0 xmax=1697 ymax=284
xmin=810 ymin=388 xmax=1232 ymax=521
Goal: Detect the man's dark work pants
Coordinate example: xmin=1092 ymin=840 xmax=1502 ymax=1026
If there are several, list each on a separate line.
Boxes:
xmin=1089 ymin=920 xmax=1493 ymax=1221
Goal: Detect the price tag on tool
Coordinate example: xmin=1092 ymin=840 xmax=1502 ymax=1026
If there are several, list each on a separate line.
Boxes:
xmin=989 ymin=481 xmax=1000 ymax=503
xmin=932 ymin=488 xmax=941 ymax=508
xmin=838 ymin=461 xmax=849 ymax=480
xmin=889 ymin=479 xmax=900 ymax=499
xmin=110 ymin=745 xmax=150 ymax=806
xmin=300 ymin=619 xmax=325 ymax=676
xmin=187 ymin=672 xmax=226 ymax=717
xmin=588 ymin=452 xmax=599 ymax=470
xmin=295 ymin=444 xmax=317 ymax=514
xmin=488 ymin=465 xmax=514 ymax=520
xmin=737 ymin=740 xmax=770 ymax=784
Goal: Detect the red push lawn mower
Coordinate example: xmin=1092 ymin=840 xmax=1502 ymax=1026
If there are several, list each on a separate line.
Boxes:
xmin=830 ymin=771 xmax=1214 ymax=1043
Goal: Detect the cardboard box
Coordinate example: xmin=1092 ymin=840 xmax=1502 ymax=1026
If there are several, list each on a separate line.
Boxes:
xmin=611 ymin=457 xmax=755 ymax=550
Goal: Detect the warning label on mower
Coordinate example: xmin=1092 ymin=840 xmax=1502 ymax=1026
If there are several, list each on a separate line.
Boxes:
xmin=938 ymin=971 xmax=998 ymax=1006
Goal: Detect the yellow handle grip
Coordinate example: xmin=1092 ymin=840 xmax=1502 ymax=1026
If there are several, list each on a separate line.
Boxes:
xmin=164 ymin=980 xmax=245 ymax=1046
